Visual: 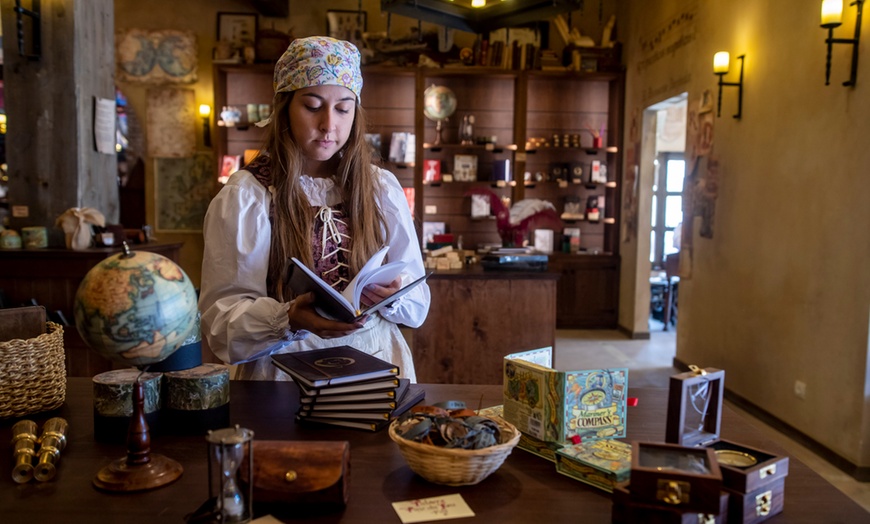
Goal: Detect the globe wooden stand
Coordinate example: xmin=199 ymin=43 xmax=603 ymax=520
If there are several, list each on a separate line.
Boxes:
xmin=93 ymin=378 xmax=183 ymax=491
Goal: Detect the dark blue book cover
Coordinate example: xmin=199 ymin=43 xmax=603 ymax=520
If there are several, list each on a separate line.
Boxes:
xmin=271 ymin=345 xmax=399 ymax=388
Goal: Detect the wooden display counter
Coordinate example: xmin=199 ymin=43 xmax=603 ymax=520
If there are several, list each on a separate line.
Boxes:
xmin=412 ymin=266 xmax=558 ymax=384
xmin=0 ymin=242 xmax=184 ymax=377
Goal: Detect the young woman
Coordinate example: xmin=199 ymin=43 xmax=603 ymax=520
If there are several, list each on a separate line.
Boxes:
xmin=199 ymin=37 xmax=430 ymax=381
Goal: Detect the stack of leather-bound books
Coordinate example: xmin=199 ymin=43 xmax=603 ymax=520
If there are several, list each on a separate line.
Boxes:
xmin=271 ymin=345 xmax=424 ymax=431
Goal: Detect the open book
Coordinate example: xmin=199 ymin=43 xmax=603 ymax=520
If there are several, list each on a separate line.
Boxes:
xmin=287 ymin=245 xmax=430 ymax=323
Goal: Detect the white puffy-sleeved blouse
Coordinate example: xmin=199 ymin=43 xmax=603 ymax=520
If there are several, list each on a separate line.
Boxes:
xmin=199 ymin=167 xmax=430 ymax=381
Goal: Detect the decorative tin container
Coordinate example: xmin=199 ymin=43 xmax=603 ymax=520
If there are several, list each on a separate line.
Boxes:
xmin=555 ymin=438 xmax=631 ymax=492
xmin=21 ymin=227 xmax=48 ymax=248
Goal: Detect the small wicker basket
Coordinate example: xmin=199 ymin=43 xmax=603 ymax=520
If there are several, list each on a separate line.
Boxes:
xmin=388 ymin=415 xmax=521 ymax=486
xmin=0 ymin=322 xmax=67 ymax=418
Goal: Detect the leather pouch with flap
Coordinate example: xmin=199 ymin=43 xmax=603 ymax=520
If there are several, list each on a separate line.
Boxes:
xmin=242 ymin=440 xmax=350 ymax=506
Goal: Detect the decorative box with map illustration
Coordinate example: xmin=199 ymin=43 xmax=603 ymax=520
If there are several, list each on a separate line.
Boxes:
xmin=554 ymin=438 xmax=632 ymax=492
xmin=503 ymin=347 xmax=628 ymax=444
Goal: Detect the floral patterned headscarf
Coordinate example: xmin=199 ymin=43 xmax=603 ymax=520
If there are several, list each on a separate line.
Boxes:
xmin=273 ymin=36 xmax=362 ymax=99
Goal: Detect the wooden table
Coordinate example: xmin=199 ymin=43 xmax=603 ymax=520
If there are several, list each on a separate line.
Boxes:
xmin=1 ymin=379 xmax=866 ymax=522
xmin=413 ymin=266 xmax=559 ymax=384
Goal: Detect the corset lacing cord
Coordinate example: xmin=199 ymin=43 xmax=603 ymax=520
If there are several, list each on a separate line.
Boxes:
xmin=318 ymin=206 xmax=351 ymax=289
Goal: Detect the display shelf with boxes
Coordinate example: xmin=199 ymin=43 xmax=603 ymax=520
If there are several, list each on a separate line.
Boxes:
xmin=517 ymin=71 xmax=623 ymax=256
xmin=212 ymin=63 xmax=274 ymax=185
xmin=211 ymin=64 xmax=624 ymax=328
xmin=417 ymin=69 xmax=519 ymax=250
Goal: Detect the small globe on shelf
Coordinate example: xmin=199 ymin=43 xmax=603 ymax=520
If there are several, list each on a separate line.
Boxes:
xmin=74 ymin=245 xmax=198 ymax=369
xmin=423 ymin=84 xmax=457 ymax=146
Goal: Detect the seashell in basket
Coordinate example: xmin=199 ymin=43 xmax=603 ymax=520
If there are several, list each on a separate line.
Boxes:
xmin=388 ymin=416 xmax=521 ymax=486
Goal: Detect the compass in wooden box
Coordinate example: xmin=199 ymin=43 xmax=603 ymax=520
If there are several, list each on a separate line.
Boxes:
xmin=629 ymin=441 xmax=724 ymax=514
xmin=612 ymin=482 xmax=729 ymax=524
xmin=665 ymin=366 xmax=789 ymax=523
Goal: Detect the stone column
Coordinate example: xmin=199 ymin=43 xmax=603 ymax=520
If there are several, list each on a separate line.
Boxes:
xmin=1 ymin=0 xmax=117 ymax=245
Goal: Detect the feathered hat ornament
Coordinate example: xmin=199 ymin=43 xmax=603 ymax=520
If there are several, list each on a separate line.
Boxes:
xmin=466 ymin=188 xmax=563 ymax=247
xmin=55 ymin=207 xmax=106 ymax=251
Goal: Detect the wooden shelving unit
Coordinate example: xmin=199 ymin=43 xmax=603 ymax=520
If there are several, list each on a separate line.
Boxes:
xmin=211 ymin=64 xmax=625 ymax=328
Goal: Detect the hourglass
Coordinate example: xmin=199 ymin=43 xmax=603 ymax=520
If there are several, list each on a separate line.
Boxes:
xmin=207 ymin=426 xmax=254 ymax=523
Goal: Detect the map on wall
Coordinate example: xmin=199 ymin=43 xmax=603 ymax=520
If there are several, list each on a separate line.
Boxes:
xmin=116 ymin=29 xmax=198 ymax=85
xmin=155 ymin=152 xmax=214 ymax=232
xmin=146 ymin=87 xmax=196 ymax=158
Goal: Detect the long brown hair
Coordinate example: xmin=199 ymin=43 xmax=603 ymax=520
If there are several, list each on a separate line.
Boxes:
xmin=259 ymin=91 xmax=387 ymax=301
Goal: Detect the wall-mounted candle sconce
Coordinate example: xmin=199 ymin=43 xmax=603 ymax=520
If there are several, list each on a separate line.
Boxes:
xmin=199 ymin=104 xmax=212 ymax=148
xmin=14 ymin=0 xmax=41 ymax=60
xmin=820 ymin=0 xmax=864 ymax=87
xmin=713 ymin=52 xmax=745 ymax=119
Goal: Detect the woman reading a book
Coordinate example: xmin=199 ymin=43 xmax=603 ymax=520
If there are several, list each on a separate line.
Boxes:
xmin=199 ymin=37 xmax=430 ymax=381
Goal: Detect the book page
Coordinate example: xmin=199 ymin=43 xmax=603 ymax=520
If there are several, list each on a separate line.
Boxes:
xmin=341 ymin=245 xmax=390 ymax=309
xmin=349 ymin=261 xmax=406 ymax=311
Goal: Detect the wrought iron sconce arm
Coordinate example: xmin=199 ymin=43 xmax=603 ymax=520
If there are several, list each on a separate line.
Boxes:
xmin=822 ymin=0 xmax=864 ymax=87
xmin=716 ymin=55 xmax=745 ymax=120
xmin=14 ymin=0 xmax=41 ymax=61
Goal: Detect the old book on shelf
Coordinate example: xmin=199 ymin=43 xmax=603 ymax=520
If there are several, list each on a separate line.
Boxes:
xmin=287 ymin=245 xmax=431 ymax=323
xmin=503 ymin=347 xmax=628 ymax=444
xmin=271 ymin=345 xmax=399 ymax=389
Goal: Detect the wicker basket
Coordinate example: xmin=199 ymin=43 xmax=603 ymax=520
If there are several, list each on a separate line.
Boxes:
xmin=0 ymin=322 xmax=66 ymax=418
xmin=388 ymin=415 xmax=521 ymax=486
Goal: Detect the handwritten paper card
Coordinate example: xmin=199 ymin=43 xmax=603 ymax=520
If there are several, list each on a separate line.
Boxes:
xmin=392 ymin=494 xmax=475 ymax=524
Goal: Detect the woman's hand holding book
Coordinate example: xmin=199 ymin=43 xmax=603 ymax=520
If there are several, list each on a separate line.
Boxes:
xmin=288 ymin=292 xmax=367 ymax=339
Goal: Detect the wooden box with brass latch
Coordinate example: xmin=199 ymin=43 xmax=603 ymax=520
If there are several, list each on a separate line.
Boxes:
xmin=726 ymin=479 xmax=785 ymax=524
xmin=611 ymin=482 xmax=729 ymax=524
xmin=629 ymin=441 xmax=724 ymax=515
xmin=665 ymin=366 xmax=789 ymax=523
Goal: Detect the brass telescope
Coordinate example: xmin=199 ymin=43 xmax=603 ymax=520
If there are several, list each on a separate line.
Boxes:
xmin=11 ymin=420 xmax=38 ymax=483
xmin=34 ymin=417 xmax=68 ymax=482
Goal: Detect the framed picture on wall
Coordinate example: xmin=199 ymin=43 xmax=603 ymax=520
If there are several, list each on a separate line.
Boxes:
xmin=217 ymin=12 xmax=257 ymax=48
xmin=327 ymin=10 xmax=367 ymax=50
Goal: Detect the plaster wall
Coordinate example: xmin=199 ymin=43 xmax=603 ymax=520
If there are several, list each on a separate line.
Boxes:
xmin=621 ymin=0 xmax=870 ymax=465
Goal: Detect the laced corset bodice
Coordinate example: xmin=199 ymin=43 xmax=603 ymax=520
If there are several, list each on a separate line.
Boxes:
xmin=312 ymin=205 xmax=352 ymax=292
xmin=246 ymin=156 xmax=352 ymax=295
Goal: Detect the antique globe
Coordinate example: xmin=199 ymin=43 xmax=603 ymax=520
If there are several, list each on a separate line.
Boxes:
xmin=423 ymin=84 xmax=457 ymax=146
xmin=423 ymin=84 xmax=457 ymax=122
xmin=74 ymin=247 xmax=198 ymax=368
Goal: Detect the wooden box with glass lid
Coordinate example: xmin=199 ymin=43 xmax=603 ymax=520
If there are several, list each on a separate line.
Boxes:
xmin=211 ymin=65 xmax=623 ymax=328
